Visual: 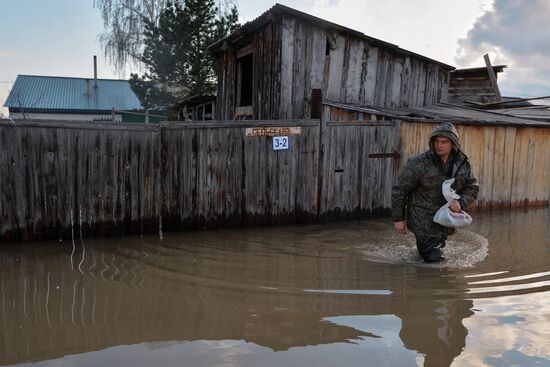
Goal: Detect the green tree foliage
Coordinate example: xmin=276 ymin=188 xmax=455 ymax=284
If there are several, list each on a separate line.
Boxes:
xmin=128 ymin=74 xmax=178 ymax=114
xmin=128 ymin=0 xmax=239 ymax=113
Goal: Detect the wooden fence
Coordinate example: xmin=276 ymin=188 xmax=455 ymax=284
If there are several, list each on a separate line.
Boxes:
xmin=0 ymin=119 xmax=399 ymax=242
xmin=398 ymin=122 xmax=550 ymax=209
xmin=2 ymin=118 xmax=548 ymax=242
xmin=0 ymin=121 xmax=160 ymax=241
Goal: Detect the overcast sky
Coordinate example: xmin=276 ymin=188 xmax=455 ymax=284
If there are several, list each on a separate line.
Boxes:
xmin=2 ymin=0 xmax=549 ymax=116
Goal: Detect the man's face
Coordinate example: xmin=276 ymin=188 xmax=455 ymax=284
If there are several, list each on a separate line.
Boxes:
xmin=433 ymin=136 xmax=453 ymax=158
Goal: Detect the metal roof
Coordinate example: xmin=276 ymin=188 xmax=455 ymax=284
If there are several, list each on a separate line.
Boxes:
xmin=3 ymin=75 xmax=143 ymax=111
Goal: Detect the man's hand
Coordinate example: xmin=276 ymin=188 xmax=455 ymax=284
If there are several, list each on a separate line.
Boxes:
xmin=394 ymin=221 xmax=407 ymax=234
xmin=449 ymin=200 xmax=462 ymax=212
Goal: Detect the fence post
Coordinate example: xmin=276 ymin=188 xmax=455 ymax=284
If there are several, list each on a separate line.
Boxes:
xmin=157 ymin=123 xmax=163 ymax=238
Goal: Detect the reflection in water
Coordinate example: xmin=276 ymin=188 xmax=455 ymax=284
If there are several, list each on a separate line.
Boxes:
xmin=0 ymin=207 xmax=549 ymax=366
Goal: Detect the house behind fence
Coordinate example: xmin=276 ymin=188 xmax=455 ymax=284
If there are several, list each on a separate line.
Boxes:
xmin=3 ymin=74 xmax=143 ymax=122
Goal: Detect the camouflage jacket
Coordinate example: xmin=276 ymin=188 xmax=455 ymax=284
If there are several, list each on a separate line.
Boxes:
xmin=391 ymin=149 xmax=479 ymax=238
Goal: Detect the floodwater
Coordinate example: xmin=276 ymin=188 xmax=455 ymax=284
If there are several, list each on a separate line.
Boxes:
xmin=1 ymin=208 xmax=549 ymax=367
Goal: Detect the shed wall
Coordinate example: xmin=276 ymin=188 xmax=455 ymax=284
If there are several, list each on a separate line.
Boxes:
xmin=216 ymin=15 xmax=450 ymax=120
xmin=448 ymin=70 xmax=499 ymax=104
xmin=216 ymin=23 xmax=282 ymax=120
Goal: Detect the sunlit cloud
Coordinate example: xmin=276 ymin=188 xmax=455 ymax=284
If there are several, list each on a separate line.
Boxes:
xmin=456 ymin=0 xmax=550 ymax=97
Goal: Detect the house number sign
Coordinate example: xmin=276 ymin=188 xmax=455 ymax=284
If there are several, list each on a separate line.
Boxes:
xmin=272 ymin=136 xmax=289 ymax=151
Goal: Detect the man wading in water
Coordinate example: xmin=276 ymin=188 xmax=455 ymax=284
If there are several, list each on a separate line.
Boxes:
xmin=391 ymin=122 xmax=479 ymax=262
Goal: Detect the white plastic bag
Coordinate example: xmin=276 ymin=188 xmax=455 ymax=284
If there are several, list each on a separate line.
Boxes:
xmin=433 ymin=178 xmax=472 ymax=228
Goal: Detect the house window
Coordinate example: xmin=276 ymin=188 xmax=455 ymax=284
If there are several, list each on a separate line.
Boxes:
xmin=235 ymin=45 xmax=254 ymax=117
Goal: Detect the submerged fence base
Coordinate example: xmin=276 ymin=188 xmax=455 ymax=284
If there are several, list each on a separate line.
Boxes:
xmin=0 ymin=119 xmax=398 ymax=242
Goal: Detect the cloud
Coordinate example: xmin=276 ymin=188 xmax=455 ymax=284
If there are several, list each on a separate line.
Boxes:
xmin=456 ymin=0 xmax=550 ymax=97
xmin=307 ymin=0 xmax=492 ymax=66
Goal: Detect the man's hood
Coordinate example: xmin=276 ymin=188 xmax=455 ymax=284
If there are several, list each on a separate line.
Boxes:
xmin=429 ymin=122 xmax=461 ymax=152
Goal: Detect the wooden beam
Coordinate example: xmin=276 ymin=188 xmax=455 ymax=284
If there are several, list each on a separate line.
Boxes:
xmin=484 ymin=54 xmax=502 ymax=102
xmin=465 ymin=94 xmax=550 ymax=109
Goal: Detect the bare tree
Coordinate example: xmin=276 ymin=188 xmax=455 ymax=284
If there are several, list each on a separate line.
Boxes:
xmin=94 ymin=0 xmax=184 ymax=72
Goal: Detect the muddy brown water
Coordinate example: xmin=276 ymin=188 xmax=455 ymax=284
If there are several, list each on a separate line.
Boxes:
xmin=1 ymin=207 xmax=549 ymax=367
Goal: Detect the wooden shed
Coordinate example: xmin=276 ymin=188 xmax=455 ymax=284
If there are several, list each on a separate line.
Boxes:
xmin=448 ymin=65 xmax=507 ymax=105
xmin=209 ymin=3 xmax=453 ymax=120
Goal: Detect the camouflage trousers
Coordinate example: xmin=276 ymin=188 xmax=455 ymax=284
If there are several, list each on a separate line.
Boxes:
xmin=414 ymin=234 xmax=447 ymax=262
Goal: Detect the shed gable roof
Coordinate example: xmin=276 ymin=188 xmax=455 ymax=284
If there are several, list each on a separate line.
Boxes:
xmin=4 ymin=75 xmax=143 ymax=112
xmin=209 ymin=3 xmax=454 ymax=69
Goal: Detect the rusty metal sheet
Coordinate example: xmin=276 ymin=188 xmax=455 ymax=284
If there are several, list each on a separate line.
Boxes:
xmin=245 ymin=127 xmax=302 ymax=137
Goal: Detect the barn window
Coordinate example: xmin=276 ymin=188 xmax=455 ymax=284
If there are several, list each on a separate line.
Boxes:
xmin=235 ymin=45 xmax=254 ymax=117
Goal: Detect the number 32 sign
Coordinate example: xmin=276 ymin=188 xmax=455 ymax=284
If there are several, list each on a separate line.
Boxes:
xmin=272 ymin=136 xmax=290 ymax=151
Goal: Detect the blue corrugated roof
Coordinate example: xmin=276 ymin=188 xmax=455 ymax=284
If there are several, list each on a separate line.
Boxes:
xmin=3 ymin=75 xmax=143 ymax=111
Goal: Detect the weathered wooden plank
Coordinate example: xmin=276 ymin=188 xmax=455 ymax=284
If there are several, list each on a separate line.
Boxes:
xmin=295 ymin=124 xmax=320 ymax=221
xmin=254 ymin=28 xmax=264 ymax=119
xmin=540 ymin=131 xmax=550 ymax=203
xmin=408 ymin=59 xmax=421 ymax=107
xmin=480 ymin=127 xmax=496 ymax=207
xmin=400 ymin=56 xmax=412 ymax=108
xmin=280 ymin=16 xmax=295 ymax=119
xmin=374 ymin=50 xmax=389 ymax=107
xmin=302 ymin=24 xmax=313 ymax=115
xmin=344 ymin=38 xmax=364 ymax=104
xmin=272 ymin=23 xmax=282 ymax=119
xmin=439 ymin=67 xmax=449 ymax=103
xmin=342 ymin=126 xmax=361 ymax=214
xmin=263 ymin=24 xmax=273 ymax=120
xmin=362 ymin=45 xmax=379 ymax=106
xmin=491 ymin=127 xmax=507 ymax=206
xmin=416 ymin=62 xmax=427 ymax=107
xmin=243 ymin=129 xmax=266 ymax=225
xmin=389 ymin=58 xmax=403 ymax=108
xmin=292 ymin=20 xmax=307 ymax=119
xmin=325 ymin=33 xmax=345 ymax=101
xmin=381 ymin=124 xmax=397 ymax=209
xmin=310 ymin=27 xmax=325 ymax=90
xmin=501 ymin=127 xmax=517 ymax=206
xmin=524 ymin=129 xmax=537 ymax=203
